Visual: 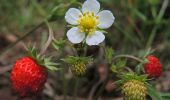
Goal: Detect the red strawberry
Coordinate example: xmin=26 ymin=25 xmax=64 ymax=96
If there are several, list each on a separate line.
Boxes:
xmin=144 ymin=55 xmax=162 ymax=78
xmin=10 ymin=57 xmax=47 ymax=97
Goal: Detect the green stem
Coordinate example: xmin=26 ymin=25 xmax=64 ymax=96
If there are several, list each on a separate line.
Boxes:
xmin=113 ymin=54 xmax=144 ymax=63
xmin=73 ymin=78 xmax=79 ymax=100
xmin=0 ymin=21 xmax=45 ymax=56
xmin=40 ymin=21 xmax=55 ymax=55
xmin=62 ymin=69 xmax=67 ymax=100
xmin=94 ymin=80 xmax=107 ymax=100
xmin=83 ymin=44 xmax=88 ymax=56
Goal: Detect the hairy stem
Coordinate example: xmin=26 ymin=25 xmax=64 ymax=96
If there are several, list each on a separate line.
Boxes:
xmin=113 ymin=54 xmax=144 ymax=63
xmin=40 ymin=21 xmax=54 ymax=55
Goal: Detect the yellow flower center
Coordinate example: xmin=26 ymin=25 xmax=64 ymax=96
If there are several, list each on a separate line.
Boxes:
xmin=77 ymin=12 xmax=99 ymax=35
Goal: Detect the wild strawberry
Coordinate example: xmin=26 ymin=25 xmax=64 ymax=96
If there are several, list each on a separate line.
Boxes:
xmin=10 ymin=57 xmax=47 ymax=97
xmin=122 ymin=80 xmax=147 ymax=100
xmin=144 ymin=55 xmax=162 ymax=78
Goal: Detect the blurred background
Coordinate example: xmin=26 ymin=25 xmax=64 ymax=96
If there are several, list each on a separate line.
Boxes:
xmin=0 ymin=0 xmax=170 ymax=100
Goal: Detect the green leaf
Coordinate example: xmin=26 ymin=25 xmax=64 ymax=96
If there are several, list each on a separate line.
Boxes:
xmin=116 ymin=59 xmax=127 ymax=69
xmin=147 ymin=84 xmax=163 ymax=100
xmin=45 ymin=65 xmax=61 ymax=71
xmin=119 ymin=72 xmax=147 ymax=82
xmin=114 ymin=80 xmax=123 ymax=85
xmin=52 ymin=38 xmax=66 ymax=51
xmin=27 ymin=46 xmax=60 ymax=71
xmin=52 ymin=43 xmax=59 ymax=50
xmin=43 ymin=57 xmax=60 ymax=71
xmin=61 ymin=56 xmax=77 ymax=64
xmin=27 ymin=46 xmax=38 ymax=59
xmin=110 ymin=64 xmax=117 ymax=73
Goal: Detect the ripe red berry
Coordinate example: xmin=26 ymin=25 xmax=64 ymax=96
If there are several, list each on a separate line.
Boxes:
xmin=144 ymin=55 xmax=162 ymax=78
xmin=10 ymin=57 xmax=47 ymax=97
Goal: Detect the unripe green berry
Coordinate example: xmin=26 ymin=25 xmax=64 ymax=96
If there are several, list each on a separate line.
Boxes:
xmin=70 ymin=62 xmax=86 ymax=77
xmin=122 ymin=80 xmax=147 ymax=100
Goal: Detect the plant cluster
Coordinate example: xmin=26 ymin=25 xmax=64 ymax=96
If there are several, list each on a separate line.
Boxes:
xmin=8 ymin=0 xmax=168 ymax=100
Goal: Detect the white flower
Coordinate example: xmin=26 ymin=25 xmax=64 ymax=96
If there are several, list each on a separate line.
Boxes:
xmin=65 ymin=0 xmax=115 ymax=45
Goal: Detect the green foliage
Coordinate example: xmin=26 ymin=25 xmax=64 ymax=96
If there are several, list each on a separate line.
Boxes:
xmin=119 ymin=73 xmax=148 ymax=84
xmin=110 ymin=64 xmax=117 ymax=73
xmin=116 ymin=59 xmax=127 ymax=69
xmin=110 ymin=59 xmax=127 ymax=73
xmin=43 ymin=57 xmax=60 ymax=71
xmin=52 ymin=38 xmax=66 ymax=51
xmin=28 ymin=47 xmax=60 ymax=71
xmin=0 ymin=0 xmax=170 ymax=99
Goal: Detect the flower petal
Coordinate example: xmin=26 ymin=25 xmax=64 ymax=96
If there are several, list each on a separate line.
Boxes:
xmin=67 ymin=27 xmax=85 ymax=44
xmin=97 ymin=10 xmax=115 ymax=29
xmin=82 ymin=0 xmax=100 ymax=14
xmin=86 ymin=31 xmax=105 ymax=45
xmin=65 ymin=8 xmax=82 ymax=25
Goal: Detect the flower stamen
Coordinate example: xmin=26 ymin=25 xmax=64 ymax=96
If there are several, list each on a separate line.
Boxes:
xmin=77 ymin=12 xmax=99 ymax=35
